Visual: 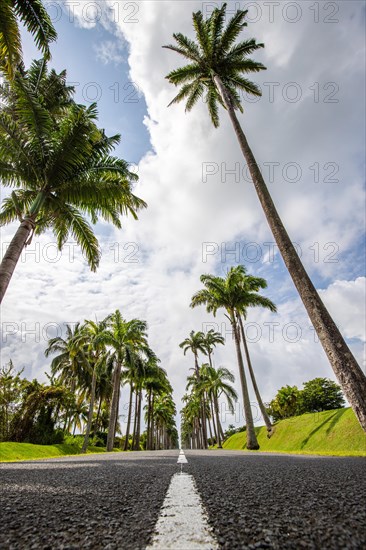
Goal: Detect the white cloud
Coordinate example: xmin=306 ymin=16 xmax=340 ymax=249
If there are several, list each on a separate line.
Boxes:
xmin=94 ymin=40 xmax=125 ymax=65
xmin=319 ymin=278 xmax=366 ymax=342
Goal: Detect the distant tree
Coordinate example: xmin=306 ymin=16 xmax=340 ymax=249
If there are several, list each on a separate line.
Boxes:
xmin=298 ymin=378 xmax=345 ymax=413
xmin=0 ymin=360 xmax=25 ymax=441
xmin=10 ymin=380 xmax=68 ymax=444
xmin=266 ymin=385 xmax=300 ymax=422
xmin=224 ymin=424 xmax=237 ymax=439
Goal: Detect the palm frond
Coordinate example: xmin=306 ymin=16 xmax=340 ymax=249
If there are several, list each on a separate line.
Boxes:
xmin=0 ymin=1 xmax=22 ymax=79
xmin=14 ymin=0 xmax=57 ymax=58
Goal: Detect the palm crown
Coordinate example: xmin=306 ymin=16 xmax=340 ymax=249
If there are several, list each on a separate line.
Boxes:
xmin=163 ymin=3 xmax=266 ymax=126
xmin=191 ymin=265 xmax=276 ymax=320
xmin=0 ymin=61 xmax=146 ymax=271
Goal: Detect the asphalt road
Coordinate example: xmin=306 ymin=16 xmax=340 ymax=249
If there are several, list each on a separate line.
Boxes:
xmin=0 ymin=451 xmax=178 ymax=549
xmin=1 ymin=450 xmax=365 ymax=549
xmin=186 ymin=450 xmax=366 ymax=549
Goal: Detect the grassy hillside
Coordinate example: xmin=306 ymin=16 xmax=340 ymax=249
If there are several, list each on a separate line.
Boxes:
xmin=223 ymin=408 xmax=366 ymax=456
xmin=0 ymin=442 xmax=120 ymax=462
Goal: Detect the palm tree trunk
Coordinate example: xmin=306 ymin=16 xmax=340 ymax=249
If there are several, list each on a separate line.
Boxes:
xmin=0 ymin=219 xmax=32 ymax=303
xmin=214 ymin=394 xmax=225 ymax=442
xmin=214 ymin=393 xmax=222 ymax=448
xmin=206 ymin=393 xmax=214 ymax=444
xmin=213 ymin=74 xmax=366 ymax=432
xmin=210 ymin=397 xmax=218 ymax=444
xmin=106 ymin=362 xmax=121 ymax=451
xmin=201 ymin=394 xmax=209 ymax=449
xmin=95 ymin=396 xmax=102 ymax=432
xmin=113 ymin=377 xmax=121 ymax=441
xmin=150 ymin=394 xmax=155 ymax=450
xmin=194 ymin=354 xmax=208 ymax=448
xmin=134 ymin=389 xmax=142 ymax=450
xmin=238 ymin=315 xmax=273 ymax=434
xmin=81 ymin=366 xmax=97 ymax=454
xmin=123 ymin=383 xmax=134 ymax=451
xmin=146 ymin=389 xmax=152 ymax=450
xmin=231 ymin=318 xmax=259 ymax=449
xmin=0 ymin=191 xmax=47 ymax=304
xmin=131 ymin=390 xmax=139 ymax=450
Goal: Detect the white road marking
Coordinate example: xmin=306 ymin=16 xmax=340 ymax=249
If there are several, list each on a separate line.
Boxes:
xmin=147 ymin=452 xmax=218 ymax=549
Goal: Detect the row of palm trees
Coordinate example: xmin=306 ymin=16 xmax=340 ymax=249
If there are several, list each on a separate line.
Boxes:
xmin=181 ymin=360 xmax=238 ymax=450
xmin=45 ymin=310 xmax=178 ymax=452
xmin=181 ymin=265 xmax=276 ymax=450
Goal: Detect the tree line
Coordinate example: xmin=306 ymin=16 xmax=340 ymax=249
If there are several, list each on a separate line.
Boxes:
xmin=267 ymin=378 xmax=345 ymax=422
xmin=0 ymin=310 xmax=178 ymax=451
xmin=181 ymin=265 xmax=276 ymax=450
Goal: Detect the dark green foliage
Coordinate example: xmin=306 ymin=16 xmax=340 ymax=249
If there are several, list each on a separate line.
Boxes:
xmin=0 ymin=0 xmax=57 ymax=79
xmin=0 ymin=60 xmax=146 ymax=273
xmin=9 ymin=379 xmax=69 ymax=444
xmin=0 ymin=360 xmax=26 ymax=441
xmin=267 ymin=378 xmax=345 ymax=421
xmin=298 ymin=378 xmax=345 ymax=413
xmin=164 ymin=3 xmax=266 ymax=127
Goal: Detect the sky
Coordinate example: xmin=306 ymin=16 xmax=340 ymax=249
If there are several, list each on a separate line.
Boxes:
xmin=1 ymin=0 xmax=365 ymax=430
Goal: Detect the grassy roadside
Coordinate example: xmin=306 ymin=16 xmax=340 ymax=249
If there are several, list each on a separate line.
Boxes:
xmin=222 ymin=408 xmax=366 ymax=457
xmin=0 ymin=441 xmax=122 ymax=462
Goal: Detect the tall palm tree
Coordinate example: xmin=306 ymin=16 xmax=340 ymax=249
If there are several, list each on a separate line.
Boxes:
xmin=181 ymin=391 xmax=208 ymax=450
xmin=164 ymin=3 xmax=366 ymax=432
xmin=144 ymin=360 xmax=168 ymax=450
xmin=100 ymin=312 xmax=149 ymax=451
xmin=0 ymin=61 xmax=146 ymax=303
xmin=179 ymin=330 xmax=208 ymax=448
xmin=80 ymin=319 xmax=109 ymax=454
xmin=0 ymin=0 xmax=57 ymax=79
xmin=203 ymin=329 xmax=225 ymax=367
xmin=153 ymin=392 xmax=177 ymax=450
xmin=45 ymin=323 xmax=87 ymax=432
xmin=228 ymin=266 xmax=277 ymax=433
xmin=200 ymin=364 xmax=238 ymax=448
xmin=191 ymin=268 xmax=260 ymax=449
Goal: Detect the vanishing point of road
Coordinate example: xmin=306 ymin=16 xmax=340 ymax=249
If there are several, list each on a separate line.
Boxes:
xmin=1 ymin=450 xmax=365 ymax=549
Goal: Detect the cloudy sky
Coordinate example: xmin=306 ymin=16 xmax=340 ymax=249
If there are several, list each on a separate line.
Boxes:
xmin=1 ymin=0 xmax=365 ymax=429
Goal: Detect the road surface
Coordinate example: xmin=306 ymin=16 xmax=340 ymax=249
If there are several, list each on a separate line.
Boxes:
xmin=1 ymin=450 xmax=365 ymax=549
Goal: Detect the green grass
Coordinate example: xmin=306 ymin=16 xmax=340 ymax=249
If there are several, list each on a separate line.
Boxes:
xmin=222 ymin=408 xmax=366 ymax=456
xmin=0 ymin=441 xmax=122 ymax=462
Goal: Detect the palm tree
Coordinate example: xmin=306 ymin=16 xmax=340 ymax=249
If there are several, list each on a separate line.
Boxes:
xmin=0 ymin=61 xmax=146 ymax=303
xmin=181 ymin=391 xmax=207 ymax=450
xmin=0 ymin=0 xmax=57 ymax=79
xmin=228 ymin=266 xmax=277 ymax=434
xmin=100 ymin=312 xmax=149 ymax=451
xmin=164 ymin=3 xmax=366 ymax=432
xmin=80 ymin=319 xmax=109 ymax=454
xmin=191 ymin=268 xmax=260 ymax=449
xmin=200 ymin=364 xmax=238 ymax=448
xmin=153 ymin=392 xmax=177 ymax=450
xmin=45 ymin=323 xmax=88 ymax=432
xmin=143 ymin=360 xmax=168 ymax=450
xmin=179 ymin=330 xmax=209 ymax=448
xmin=203 ymin=329 xmax=225 ymax=367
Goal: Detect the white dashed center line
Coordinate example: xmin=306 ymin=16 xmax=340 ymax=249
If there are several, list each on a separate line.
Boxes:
xmin=147 ymin=451 xmax=218 ymax=549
